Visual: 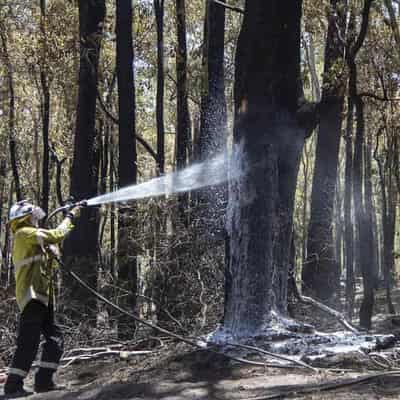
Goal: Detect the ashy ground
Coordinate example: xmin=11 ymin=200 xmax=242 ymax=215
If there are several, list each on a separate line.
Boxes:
xmin=2 ymin=287 xmax=400 ymax=399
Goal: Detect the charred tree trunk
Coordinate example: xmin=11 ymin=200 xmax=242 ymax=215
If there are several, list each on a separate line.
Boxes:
xmin=64 ymin=0 xmax=105 ymax=317
xmin=116 ymin=0 xmax=137 ymax=339
xmin=346 ymin=0 xmax=374 ymax=329
xmin=375 ymin=126 xmax=397 ymax=315
xmin=175 ymin=0 xmax=191 ymax=225
xmin=198 ymin=0 xmax=227 ymax=161
xmin=302 ymin=0 xmax=346 ymax=300
xmin=154 ymin=0 xmax=165 ymax=175
xmin=223 ymin=0 xmax=314 ymax=336
xmin=0 ymin=26 xmax=22 ymax=201
xmin=364 ymin=130 xmax=378 ymax=282
xmin=197 ymin=0 xmax=227 ymax=239
xmin=198 ymin=0 xmax=229 ymax=320
xmin=40 ymin=0 xmax=50 ymax=214
xmin=344 ymin=98 xmax=355 ymax=317
xmin=0 ymin=160 xmax=6 ymax=283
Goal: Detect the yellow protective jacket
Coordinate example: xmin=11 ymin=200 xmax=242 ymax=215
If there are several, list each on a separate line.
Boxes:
xmin=11 ymin=216 xmax=74 ymax=311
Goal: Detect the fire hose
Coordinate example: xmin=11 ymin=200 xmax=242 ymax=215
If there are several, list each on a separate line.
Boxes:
xmin=44 ymin=202 xmax=312 ymax=370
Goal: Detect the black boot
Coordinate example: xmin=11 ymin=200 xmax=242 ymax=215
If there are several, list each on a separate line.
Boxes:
xmin=4 ymin=374 xmax=32 ymax=398
xmin=34 ymin=368 xmax=65 ymax=393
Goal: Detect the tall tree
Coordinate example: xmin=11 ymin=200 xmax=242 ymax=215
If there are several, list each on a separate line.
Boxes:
xmin=39 ymin=0 xmax=51 ymax=214
xmin=302 ymin=0 xmax=346 ymax=300
xmin=346 ymin=0 xmax=375 ymax=329
xmin=198 ymin=0 xmax=229 ymax=317
xmin=0 ymin=23 xmax=22 ymax=201
xmin=175 ymin=0 xmax=191 ymax=224
xmin=198 ymin=0 xmax=227 ymax=161
xmin=223 ymin=0 xmax=317 ymax=336
xmin=154 ymin=0 xmax=165 ymax=175
xmin=116 ymin=0 xmax=137 ymax=338
xmin=64 ymin=0 xmax=105 ymax=316
xmin=197 ymin=0 xmax=227 ymax=235
xmin=344 ymin=97 xmax=355 ymax=317
xmin=375 ymin=119 xmax=398 ymax=314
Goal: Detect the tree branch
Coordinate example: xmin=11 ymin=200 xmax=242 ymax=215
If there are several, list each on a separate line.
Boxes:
xmin=96 ymin=89 xmax=158 ymax=161
xmin=358 ymin=92 xmax=400 ymax=102
xmin=212 ymin=0 xmax=244 ymax=14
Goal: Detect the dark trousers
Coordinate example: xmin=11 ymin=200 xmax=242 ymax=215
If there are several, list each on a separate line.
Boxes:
xmin=8 ymin=299 xmax=63 ymax=383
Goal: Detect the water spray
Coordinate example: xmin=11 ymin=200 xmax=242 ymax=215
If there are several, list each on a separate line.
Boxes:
xmin=47 ymin=151 xmax=238 ymax=221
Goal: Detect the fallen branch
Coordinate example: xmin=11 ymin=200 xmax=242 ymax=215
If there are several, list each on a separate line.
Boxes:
xmin=226 ymin=342 xmax=316 ymax=371
xmin=293 ymin=281 xmax=359 ymax=333
xmin=66 ymin=267 xmax=317 ymax=370
xmin=59 ymin=349 xmax=154 ymax=368
xmin=212 ymin=0 xmax=244 ymax=13
xmin=96 ymin=88 xmax=158 ymax=161
xmin=242 ymin=371 xmax=400 ymax=400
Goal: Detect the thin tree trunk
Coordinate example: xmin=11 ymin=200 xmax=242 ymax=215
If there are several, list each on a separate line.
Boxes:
xmin=302 ymin=0 xmax=346 ymax=300
xmin=0 ymin=26 xmax=22 ymax=200
xmin=64 ymin=0 xmax=105 ymax=317
xmin=198 ymin=0 xmax=227 ymax=239
xmin=154 ymin=0 xmax=165 ymax=175
xmin=116 ymin=0 xmax=137 ymax=339
xmin=346 ymin=0 xmax=374 ymax=329
xmin=364 ymin=130 xmax=378 ymax=282
xmin=0 ymin=161 xmax=6 ymax=284
xmin=40 ymin=0 xmax=51 ymax=214
xmin=344 ymin=98 xmax=355 ymax=318
xmin=175 ymin=0 xmax=191 ymax=225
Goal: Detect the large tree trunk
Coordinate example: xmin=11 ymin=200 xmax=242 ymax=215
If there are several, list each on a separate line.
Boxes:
xmin=302 ymin=0 xmax=346 ymax=300
xmin=116 ymin=0 xmax=137 ymax=339
xmin=64 ymin=0 xmax=105 ymax=316
xmin=223 ymin=0 xmax=312 ymax=337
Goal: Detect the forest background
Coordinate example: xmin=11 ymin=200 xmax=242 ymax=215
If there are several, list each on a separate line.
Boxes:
xmin=0 ymin=0 xmax=399 ymax=350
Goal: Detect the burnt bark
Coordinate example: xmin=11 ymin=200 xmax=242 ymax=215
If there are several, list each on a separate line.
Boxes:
xmin=375 ymin=125 xmax=397 ymax=315
xmin=175 ymin=0 xmax=191 ymax=224
xmin=154 ymin=0 xmax=165 ymax=175
xmin=223 ymin=0 xmax=310 ymax=336
xmin=116 ymin=0 xmax=137 ymax=339
xmin=346 ymin=0 xmax=375 ymax=329
xmin=302 ymin=0 xmax=346 ymax=300
xmin=64 ymin=0 xmax=105 ymax=316
xmin=0 ymin=26 xmax=22 ymax=201
xmin=344 ymin=98 xmax=355 ymax=317
xmin=198 ymin=0 xmax=227 ymax=161
xmin=197 ymin=0 xmax=227 ymax=239
xmin=40 ymin=0 xmax=50 ymax=214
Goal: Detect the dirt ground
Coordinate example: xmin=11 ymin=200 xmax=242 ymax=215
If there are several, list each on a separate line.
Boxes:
xmin=2 ymin=287 xmax=400 ymax=399
xmin=1 ymin=345 xmax=400 ymax=400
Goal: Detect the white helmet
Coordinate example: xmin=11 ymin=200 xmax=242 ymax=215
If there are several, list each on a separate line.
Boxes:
xmin=9 ymin=200 xmax=46 ymax=223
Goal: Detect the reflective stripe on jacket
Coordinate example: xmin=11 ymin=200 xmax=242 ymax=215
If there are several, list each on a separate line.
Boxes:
xmin=12 ymin=218 xmax=74 ymax=311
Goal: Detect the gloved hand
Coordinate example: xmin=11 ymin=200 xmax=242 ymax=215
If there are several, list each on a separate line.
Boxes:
xmin=66 ymin=205 xmax=82 ymax=222
xmin=69 ymin=205 xmax=82 ymax=219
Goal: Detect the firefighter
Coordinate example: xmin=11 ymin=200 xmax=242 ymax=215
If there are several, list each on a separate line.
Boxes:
xmin=4 ymin=200 xmax=81 ymax=398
